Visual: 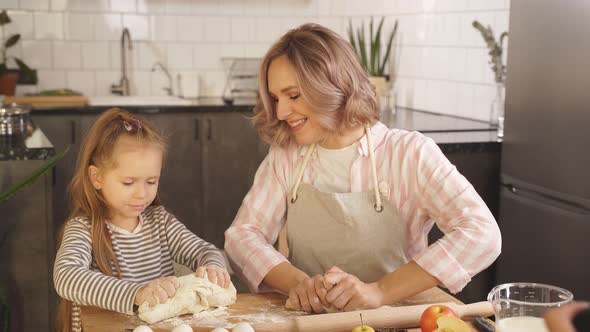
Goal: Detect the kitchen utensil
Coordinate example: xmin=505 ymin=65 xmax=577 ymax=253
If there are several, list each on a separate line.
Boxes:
xmin=221 ymin=57 xmax=260 ymax=105
xmin=0 ymin=102 xmax=31 ymax=136
xmin=487 ymin=282 xmax=573 ymax=332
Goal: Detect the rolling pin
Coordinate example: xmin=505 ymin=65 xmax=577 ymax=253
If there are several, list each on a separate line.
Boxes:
xmin=254 ymin=301 xmax=494 ymax=332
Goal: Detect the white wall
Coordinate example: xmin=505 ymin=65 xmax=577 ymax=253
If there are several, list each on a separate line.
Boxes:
xmin=388 ymin=0 xmax=511 ymax=121
xmin=2 ymin=0 xmax=509 ymax=121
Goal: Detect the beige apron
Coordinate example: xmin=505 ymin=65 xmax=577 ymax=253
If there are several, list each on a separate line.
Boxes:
xmin=285 ymin=126 xmax=409 ymax=283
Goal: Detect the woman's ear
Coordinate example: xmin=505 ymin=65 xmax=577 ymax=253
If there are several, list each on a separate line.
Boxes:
xmin=88 ymin=165 xmax=102 ymax=190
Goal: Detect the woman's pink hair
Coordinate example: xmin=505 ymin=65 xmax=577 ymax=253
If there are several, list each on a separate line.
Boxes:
xmin=252 ymin=23 xmax=379 ymax=146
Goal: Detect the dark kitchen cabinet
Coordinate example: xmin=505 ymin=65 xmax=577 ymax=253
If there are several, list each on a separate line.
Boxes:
xmin=201 ymin=112 xmax=268 ymax=248
xmin=148 ymin=113 xmax=204 ymax=238
xmin=0 ymin=160 xmax=53 ymax=332
xmin=32 ymin=115 xmax=80 ymax=234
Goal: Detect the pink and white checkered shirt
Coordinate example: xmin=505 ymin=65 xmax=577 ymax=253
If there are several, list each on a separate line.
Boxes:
xmin=224 ymin=122 xmax=501 ymax=294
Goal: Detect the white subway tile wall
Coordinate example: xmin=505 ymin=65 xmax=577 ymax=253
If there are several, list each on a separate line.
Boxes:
xmin=6 ymin=0 xmax=509 ymax=121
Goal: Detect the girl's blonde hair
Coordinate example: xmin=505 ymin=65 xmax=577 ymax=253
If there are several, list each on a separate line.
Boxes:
xmin=55 ymin=108 xmax=166 ymax=332
xmin=252 ymin=23 xmax=379 ymax=146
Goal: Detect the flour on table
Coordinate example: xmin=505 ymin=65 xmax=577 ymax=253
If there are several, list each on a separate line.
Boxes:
xmin=138 ymin=274 xmax=237 ymax=324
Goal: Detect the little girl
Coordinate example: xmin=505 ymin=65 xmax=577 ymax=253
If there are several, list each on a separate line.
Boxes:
xmin=54 ymin=108 xmax=230 ymax=332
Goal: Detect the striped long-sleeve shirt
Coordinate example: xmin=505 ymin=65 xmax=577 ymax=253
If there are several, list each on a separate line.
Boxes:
xmin=54 ymin=205 xmax=225 ymax=332
xmin=224 ymin=122 xmax=501 ymax=294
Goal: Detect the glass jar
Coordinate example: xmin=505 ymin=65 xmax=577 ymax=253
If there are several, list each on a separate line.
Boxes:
xmin=488 ymin=282 xmax=573 ymax=332
xmin=490 ymin=82 xmax=505 ymax=138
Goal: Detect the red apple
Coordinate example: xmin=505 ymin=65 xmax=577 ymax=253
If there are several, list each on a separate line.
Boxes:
xmin=420 ymin=304 xmax=458 ymax=332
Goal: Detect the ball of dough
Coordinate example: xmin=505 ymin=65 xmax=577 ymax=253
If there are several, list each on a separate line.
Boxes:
xmin=232 ymin=322 xmax=255 ymax=332
xmin=133 ymin=326 xmax=153 ymax=332
xmin=210 ymin=328 xmax=229 ymax=332
xmin=171 ymin=323 xmax=193 ymax=332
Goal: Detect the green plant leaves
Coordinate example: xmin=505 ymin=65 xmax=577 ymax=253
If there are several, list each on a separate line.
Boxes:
xmin=348 ymin=17 xmax=398 ymax=77
xmin=13 ymin=57 xmax=38 ymax=84
xmin=0 ymin=10 xmax=10 ymax=26
xmin=472 ymin=20 xmax=508 ymax=83
xmin=0 ymin=10 xmax=37 ymax=80
xmin=0 ymin=147 xmax=70 ymax=204
xmin=357 ymin=25 xmax=368 ymax=72
xmin=379 ymin=20 xmax=398 ymax=76
xmin=4 ymin=34 xmax=19 ymax=49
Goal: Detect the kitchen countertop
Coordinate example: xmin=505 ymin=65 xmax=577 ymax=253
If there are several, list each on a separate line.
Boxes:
xmin=0 ymin=128 xmax=55 ymax=161
xmin=30 ymin=98 xmax=501 ymax=150
xmin=80 ymin=287 xmax=490 ymax=332
xmin=380 ymin=107 xmax=501 ymax=153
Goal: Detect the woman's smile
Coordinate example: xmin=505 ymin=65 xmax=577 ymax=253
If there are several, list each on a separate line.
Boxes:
xmin=288 ymin=118 xmax=308 ymax=132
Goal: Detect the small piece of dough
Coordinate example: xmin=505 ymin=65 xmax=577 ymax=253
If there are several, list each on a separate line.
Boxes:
xmin=138 ymin=274 xmax=237 ymax=324
xmin=171 ymin=323 xmax=193 ymax=332
xmin=210 ymin=328 xmax=229 ymax=332
xmin=232 ymin=322 xmax=255 ymax=332
xmin=133 ymin=326 xmax=153 ymax=332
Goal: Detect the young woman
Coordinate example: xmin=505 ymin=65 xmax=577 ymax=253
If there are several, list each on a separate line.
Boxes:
xmin=225 ymin=23 xmax=501 ymax=313
xmin=54 ymin=108 xmax=230 ymax=331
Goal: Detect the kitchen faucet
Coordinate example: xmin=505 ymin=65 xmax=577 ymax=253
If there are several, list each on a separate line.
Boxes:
xmin=151 ymin=62 xmax=173 ymax=96
xmin=111 ymin=28 xmax=133 ymax=96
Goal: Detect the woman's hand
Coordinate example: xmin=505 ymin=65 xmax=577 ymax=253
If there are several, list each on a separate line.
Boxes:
xmin=545 ymin=301 xmax=590 ymax=332
xmin=285 ymin=274 xmax=330 ymax=313
xmin=195 ymin=265 xmax=231 ymax=288
xmin=323 ymin=266 xmax=384 ymax=311
xmin=135 ymin=276 xmax=179 ymax=307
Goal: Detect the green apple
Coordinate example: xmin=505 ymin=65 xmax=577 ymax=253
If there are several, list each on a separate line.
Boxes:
xmin=351 ymin=325 xmax=375 ymax=332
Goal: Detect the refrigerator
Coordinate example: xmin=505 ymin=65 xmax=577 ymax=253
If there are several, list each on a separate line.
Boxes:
xmin=496 ymin=0 xmax=590 ymax=300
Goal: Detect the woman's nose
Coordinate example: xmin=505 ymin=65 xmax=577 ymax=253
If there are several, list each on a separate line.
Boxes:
xmin=275 ymin=99 xmax=292 ymax=120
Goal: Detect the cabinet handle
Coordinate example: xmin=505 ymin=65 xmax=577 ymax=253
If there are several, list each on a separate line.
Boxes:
xmin=194 ymin=118 xmax=199 ymax=141
xmin=207 ymin=118 xmax=212 ymax=141
xmin=70 ymin=120 xmax=76 ymax=144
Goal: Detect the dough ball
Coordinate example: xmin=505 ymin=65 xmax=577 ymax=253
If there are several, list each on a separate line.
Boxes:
xmin=171 ymin=323 xmax=193 ymax=332
xmin=210 ymin=328 xmax=229 ymax=332
xmin=133 ymin=326 xmax=153 ymax=332
xmin=232 ymin=322 xmax=255 ymax=332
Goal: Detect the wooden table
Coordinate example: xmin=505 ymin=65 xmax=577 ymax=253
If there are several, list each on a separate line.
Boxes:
xmin=81 ymin=287 xmax=490 ymax=331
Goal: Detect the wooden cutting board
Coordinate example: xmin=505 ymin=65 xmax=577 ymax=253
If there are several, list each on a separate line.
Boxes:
xmin=81 ymin=287 xmax=493 ymax=332
xmin=4 ymin=96 xmax=88 ymax=108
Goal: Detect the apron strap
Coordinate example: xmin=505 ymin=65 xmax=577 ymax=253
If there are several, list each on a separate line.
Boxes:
xmin=291 ymin=143 xmax=316 ymax=203
xmin=365 ymin=125 xmax=383 ymax=212
xmin=290 ymin=125 xmax=382 ymax=212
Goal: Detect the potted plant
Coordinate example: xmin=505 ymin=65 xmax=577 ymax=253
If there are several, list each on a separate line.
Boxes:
xmin=0 ymin=147 xmax=68 ymax=332
xmin=0 ymin=10 xmax=38 ymax=96
xmin=347 ymin=17 xmax=398 ymax=102
xmin=472 ymin=20 xmax=508 ymax=136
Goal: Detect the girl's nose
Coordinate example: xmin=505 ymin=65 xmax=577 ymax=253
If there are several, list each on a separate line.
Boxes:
xmin=135 ymin=183 xmax=147 ymax=198
xmin=275 ymin=99 xmax=292 ymax=120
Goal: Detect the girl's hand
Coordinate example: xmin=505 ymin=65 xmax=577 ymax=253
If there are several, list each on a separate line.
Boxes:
xmin=323 ymin=266 xmax=384 ymax=311
xmin=135 ymin=276 xmax=179 ymax=307
xmin=195 ymin=265 xmax=230 ymax=288
xmin=285 ymin=274 xmax=329 ymax=313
